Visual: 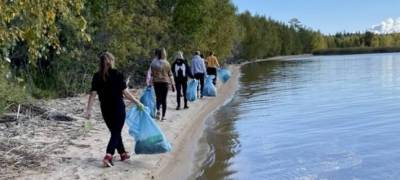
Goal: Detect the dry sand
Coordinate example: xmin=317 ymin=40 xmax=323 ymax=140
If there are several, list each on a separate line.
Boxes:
xmin=2 ymin=65 xmax=240 ymax=180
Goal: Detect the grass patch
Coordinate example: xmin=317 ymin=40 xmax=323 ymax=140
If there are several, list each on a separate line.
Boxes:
xmin=0 ymin=66 xmax=30 ymax=114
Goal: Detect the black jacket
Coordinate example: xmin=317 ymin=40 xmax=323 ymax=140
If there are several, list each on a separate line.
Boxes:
xmin=171 ymin=59 xmax=193 ymax=82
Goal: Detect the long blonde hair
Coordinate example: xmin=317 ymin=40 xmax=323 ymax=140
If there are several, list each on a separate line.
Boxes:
xmin=174 ymin=51 xmax=184 ymax=60
xmin=99 ymin=51 xmax=115 ymax=81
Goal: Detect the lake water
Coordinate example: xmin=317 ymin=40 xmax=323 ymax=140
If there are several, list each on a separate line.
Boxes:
xmin=197 ymin=53 xmax=400 ymax=180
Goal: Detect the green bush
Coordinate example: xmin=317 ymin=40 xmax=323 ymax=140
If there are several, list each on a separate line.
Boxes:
xmin=0 ymin=65 xmax=29 ymax=114
xmin=21 ymin=57 xmax=95 ymax=99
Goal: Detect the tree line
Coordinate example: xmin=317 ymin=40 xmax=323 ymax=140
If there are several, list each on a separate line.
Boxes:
xmin=0 ymin=0 xmax=400 ymax=113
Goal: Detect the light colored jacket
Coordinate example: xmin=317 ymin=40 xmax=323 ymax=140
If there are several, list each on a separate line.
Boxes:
xmin=191 ymin=55 xmax=207 ymax=75
xmin=149 ymin=58 xmax=172 ymax=83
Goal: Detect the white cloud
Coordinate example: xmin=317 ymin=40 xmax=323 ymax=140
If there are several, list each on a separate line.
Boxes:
xmin=369 ymin=17 xmax=400 ymax=34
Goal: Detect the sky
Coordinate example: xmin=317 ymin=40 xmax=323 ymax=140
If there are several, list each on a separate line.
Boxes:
xmin=232 ymin=0 xmax=400 ymax=34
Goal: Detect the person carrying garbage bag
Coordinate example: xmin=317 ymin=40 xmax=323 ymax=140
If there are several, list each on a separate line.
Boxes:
xmin=172 ymin=51 xmax=193 ymax=110
xmin=191 ymin=51 xmax=207 ymax=99
xmin=149 ymin=48 xmax=175 ymax=121
xmin=125 ymin=105 xmax=172 ymax=154
xmin=205 ymin=51 xmax=220 ymax=85
xmin=85 ymin=51 xmax=145 ymax=167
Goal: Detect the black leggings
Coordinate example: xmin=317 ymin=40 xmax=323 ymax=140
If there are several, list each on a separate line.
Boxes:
xmin=101 ymin=106 xmax=126 ymax=155
xmin=207 ymin=67 xmax=217 ymax=85
xmin=175 ymin=80 xmax=188 ymax=107
xmin=194 ymin=73 xmax=205 ymax=96
xmin=154 ymin=82 xmax=169 ymax=117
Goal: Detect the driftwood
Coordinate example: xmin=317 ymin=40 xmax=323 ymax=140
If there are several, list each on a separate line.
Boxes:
xmin=0 ymin=114 xmax=18 ymax=123
xmin=7 ymin=104 xmax=47 ymax=116
xmin=45 ymin=111 xmax=76 ymax=122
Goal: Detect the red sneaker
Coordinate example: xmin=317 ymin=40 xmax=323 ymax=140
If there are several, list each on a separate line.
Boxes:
xmin=120 ymin=152 xmax=130 ymax=161
xmin=103 ymin=154 xmax=113 ymax=167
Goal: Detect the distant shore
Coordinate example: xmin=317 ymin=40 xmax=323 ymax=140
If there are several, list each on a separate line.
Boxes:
xmin=312 ymin=47 xmax=400 ymax=55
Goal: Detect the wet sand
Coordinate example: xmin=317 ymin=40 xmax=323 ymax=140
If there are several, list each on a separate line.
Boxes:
xmin=2 ymin=55 xmax=315 ymax=180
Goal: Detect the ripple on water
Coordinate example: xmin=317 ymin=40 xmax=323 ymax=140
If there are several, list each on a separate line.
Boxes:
xmin=199 ymin=53 xmax=400 ymax=180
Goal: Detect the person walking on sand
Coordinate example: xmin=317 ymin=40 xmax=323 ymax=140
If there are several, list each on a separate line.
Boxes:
xmin=171 ymin=51 xmax=193 ymax=110
xmin=205 ymin=51 xmax=220 ymax=85
xmin=191 ymin=51 xmax=207 ymax=98
xmin=150 ymin=48 xmax=175 ymax=121
xmin=85 ymin=51 xmax=144 ymax=167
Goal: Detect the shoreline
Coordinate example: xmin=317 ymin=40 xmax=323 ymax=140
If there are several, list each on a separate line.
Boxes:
xmin=154 ymin=54 xmax=312 ymax=179
xmin=171 ymin=54 xmax=314 ymax=179
xmin=312 ymin=47 xmax=400 ymax=56
xmin=153 ymin=65 xmax=241 ymax=180
xmin=6 ymin=54 xmax=310 ymax=180
xmin=10 ymin=65 xmax=241 ymax=180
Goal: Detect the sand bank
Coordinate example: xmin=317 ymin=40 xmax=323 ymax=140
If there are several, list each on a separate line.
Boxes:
xmin=9 ymin=65 xmax=241 ymax=180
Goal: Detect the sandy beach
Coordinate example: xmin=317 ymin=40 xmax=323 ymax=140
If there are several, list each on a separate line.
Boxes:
xmin=1 ymin=65 xmax=241 ymax=180
xmin=2 ymin=1 xmax=395 ymax=179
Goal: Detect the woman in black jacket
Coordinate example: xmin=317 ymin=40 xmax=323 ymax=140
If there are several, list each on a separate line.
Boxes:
xmin=85 ymin=51 xmax=144 ymax=167
xmin=171 ymin=51 xmax=193 ymax=110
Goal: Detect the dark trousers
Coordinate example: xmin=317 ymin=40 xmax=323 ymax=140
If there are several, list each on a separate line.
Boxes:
xmin=194 ymin=73 xmax=205 ymax=97
xmin=207 ymin=67 xmax=217 ymax=85
xmin=175 ymin=80 xmax=188 ymax=107
xmin=101 ymin=105 xmax=126 ymax=155
xmin=154 ymin=82 xmax=169 ymax=117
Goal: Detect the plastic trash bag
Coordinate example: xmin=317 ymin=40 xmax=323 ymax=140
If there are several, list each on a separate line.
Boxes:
xmin=140 ymin=86 xmax=156 ymax=118
xmin=217 ymin=68 xmax=231 ymax=83
xmin=202 ymin=75 xmax=217 ymax=97
xmin=125 ymin=106 xmax=172 ymax=154
xmin=187 ymin=79 xmax=199 ymax=102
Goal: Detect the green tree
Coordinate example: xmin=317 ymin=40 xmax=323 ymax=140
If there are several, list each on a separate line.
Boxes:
xmin=0 ymin=0 xmax=88 ymax=62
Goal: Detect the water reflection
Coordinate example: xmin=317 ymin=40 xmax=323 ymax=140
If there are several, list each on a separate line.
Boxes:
xmin=198 ymin=53 xmax=400 ymax=179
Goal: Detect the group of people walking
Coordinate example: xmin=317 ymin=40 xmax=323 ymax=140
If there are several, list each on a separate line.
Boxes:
xmin=147 ymin=49 xmax=220 ymax=120
xmin=85 ymin=49 xmax=220 ymax=167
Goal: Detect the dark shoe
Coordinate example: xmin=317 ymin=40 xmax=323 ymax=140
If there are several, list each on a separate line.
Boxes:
xmin=120 ymin=152 xmax=130 ymax=161
xmin=184 ymin=105 xmax=189 ymax=109
xmin=103 ymin=154 xmax=113 ymax=167
xmin=176 ymin=106 xmax=180 ymax=110
xmin=161 ymin=116 xmax=166 ymax=121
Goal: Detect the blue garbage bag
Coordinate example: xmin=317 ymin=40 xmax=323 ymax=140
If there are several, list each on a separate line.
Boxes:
xmin=202 ymin=75 xmax=217 ymax=97
xmin=125 ymin=107 xmax=172 ymax=154
xmin=217 ymin=68 xmax=231 ymax=83
xmin=140 ymin=87 xmax=156 ymax=118
xmin=186 ymin=79 xmax=198 ymax=102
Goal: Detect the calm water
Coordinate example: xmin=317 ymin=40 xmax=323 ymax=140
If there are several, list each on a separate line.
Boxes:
xmin=198 ymin=53 xmax=400 ymax=180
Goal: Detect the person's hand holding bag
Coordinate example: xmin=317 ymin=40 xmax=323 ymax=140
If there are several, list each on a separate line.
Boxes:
xmin=137 ymin=103 xmax=145 ymax=111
